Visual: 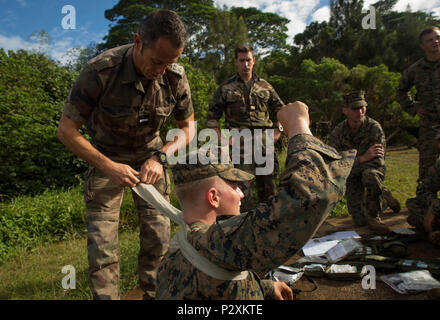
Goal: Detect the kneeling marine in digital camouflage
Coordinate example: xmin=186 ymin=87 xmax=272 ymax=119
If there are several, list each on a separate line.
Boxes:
xmin=155 ymin=102 xmax=356 ymax=299
xmin=328 ymin=91 xmax=400 ymax=235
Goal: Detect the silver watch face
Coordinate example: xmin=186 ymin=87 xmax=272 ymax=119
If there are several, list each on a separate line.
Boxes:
xmin=278 ymin=124 xmax=284 ymax=132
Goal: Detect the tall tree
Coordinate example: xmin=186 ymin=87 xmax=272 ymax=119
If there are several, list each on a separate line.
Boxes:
xmin=230 ymin=7 xmax=289 ymax=52
xmin=98 ymin=0 xmax=216 ymax=59
xmin=293 ymin=0 xmax=440 ymax=71
xmin=201 ymin=7 xmax=250 ymax=82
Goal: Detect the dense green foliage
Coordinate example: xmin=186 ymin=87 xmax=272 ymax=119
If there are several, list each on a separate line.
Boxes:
xmin=0 ymin=49 xmax=86 ymax=199
xmin=267 ymin=58 xmax=419 ymax=144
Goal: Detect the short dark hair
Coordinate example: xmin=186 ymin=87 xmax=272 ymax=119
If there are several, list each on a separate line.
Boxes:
xmin=138 ymin=9 xmax=187 ymax=49
xmin=234 ymin=45 xmax=254 ymax=59
xmin=419 ymin=27 xmax=440 ymax=43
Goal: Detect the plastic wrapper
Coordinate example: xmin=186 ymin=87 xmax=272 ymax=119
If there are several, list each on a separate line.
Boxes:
xmin=380 ymin=270 xmax=440 ymax=294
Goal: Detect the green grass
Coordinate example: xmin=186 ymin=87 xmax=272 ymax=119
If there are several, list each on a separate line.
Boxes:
xmin=0 ymin=231 xmax=140 ymax=300
xmin=0 ymin=148 xmax=421 ymax=299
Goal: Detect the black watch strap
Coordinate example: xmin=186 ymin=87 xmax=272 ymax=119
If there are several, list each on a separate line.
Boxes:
xmin=154 ymin=151 xmax=168 ymax=165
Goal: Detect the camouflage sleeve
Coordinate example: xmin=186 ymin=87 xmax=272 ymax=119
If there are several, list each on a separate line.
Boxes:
xmin=206 ymin=86 xmax=225 ymax=128
xmin=62 ymin=64 xmax=102 ymax=125
xmin=417 ymin=160 xmax=440 ymax=204
xmin=259 ymin=280 xmax=275 ymax=299
xmin=327 ymin=126 xmax=342 ymax=151
xmin=195 ymin=134 xmax=356 ymax=274
xmin=358 ymin=121 xmax=386 ymax=169
xmin=172 ymin=69 xmax=194 ymax=121
xmin=268 ymin=85 xmax=284 ymax=121
xmin=396 ymin=68 xmax=417 ymax=116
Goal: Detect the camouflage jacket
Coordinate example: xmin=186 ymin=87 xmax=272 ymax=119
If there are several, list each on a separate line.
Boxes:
xmin=62 ymin=44 xmax=193 ymax=164
xmin=156 ymin=134 xmax=356 ymax=300
xmin=206 ymin=73 xmax=284 ymax=129
xmin=416 ymin=160 xmax=440 ymax=218
xmin=396 ymin=57 xmax=440 ymax=129
xmin=328 ymin=116 xmax=386 ymax=174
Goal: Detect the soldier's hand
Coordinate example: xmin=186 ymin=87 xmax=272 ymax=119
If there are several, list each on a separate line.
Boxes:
xmin=277 ymin=101 xmax=311 ymax=139
xmin=104 ymin=162 xmax=140 ymax=188
xmin=363 ymin=144 xmax=384 ymax=162
xmin=140 ymin=157 xmax=164 ymax=184
xmin=273 ymin=281 xmax=294 ymax=300
xmin=424 ymin=209 xmax=435 ymax=233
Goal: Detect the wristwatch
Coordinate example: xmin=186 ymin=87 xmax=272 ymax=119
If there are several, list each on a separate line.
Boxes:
xmin=277 ymin=123 xmax=284 ymax=132
xmin=153 ymin=151 xmax=168 ymax=166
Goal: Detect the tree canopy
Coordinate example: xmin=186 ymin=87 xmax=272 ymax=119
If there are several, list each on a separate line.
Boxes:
xmin=2 ymin=0 xmax=438 ymax=197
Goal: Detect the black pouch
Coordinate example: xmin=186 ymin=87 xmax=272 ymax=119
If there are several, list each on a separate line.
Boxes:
xmin=381 ymin=241 xmax=408 ymax=258
xmin=303 ymin=264 xmax=326 ymax=278
xmin=362 ymin=255 xmax=399 ymax=271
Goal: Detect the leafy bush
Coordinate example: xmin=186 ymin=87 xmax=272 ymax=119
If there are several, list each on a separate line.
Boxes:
xmin=0 ymin=49 xmax=86 ymax=199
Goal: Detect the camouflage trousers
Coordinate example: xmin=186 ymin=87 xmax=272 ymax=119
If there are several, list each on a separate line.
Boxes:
xmin=406 ymin=197 xmax=440 ymax=232
xmin=346 ymin=168 xmax=385 ymax=226
xmin=417 ymin=127 xmax=440 ymax=181
xmin=84 ymin=165 xmax=170 ymax=300
xmin=236 ymin=158 xmax=279 ymax=213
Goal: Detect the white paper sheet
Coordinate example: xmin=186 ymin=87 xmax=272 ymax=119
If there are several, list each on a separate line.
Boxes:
xmin=302 ymin=231 xmax=361 ymax=256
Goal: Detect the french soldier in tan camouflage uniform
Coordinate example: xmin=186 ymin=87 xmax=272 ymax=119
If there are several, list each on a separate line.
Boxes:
xmin=205 ymin=45 xmax=285 ymax=212
xmin=328 ymin=91 xmax=400 ymax=235
xmin=57 ymin=10 xmax=195 ymax=300
xmin=406 ymin=130 xmax=440 ymax=247
xmin=396 ymin=27 xmax=440 ymax=181
xmin=156 ymin=102 xmax=356 ymax=299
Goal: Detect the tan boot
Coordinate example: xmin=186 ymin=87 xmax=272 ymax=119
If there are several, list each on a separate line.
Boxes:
xmin=367 ymin=216 xmax=391 ymax=235
xmin=382 ymin=187 xmax=400 ymax=213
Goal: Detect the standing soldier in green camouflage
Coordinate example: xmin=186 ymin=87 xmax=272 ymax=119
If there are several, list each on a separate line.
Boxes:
xmin=406 ymin=130 xmax=440 ymax=247
xmin=205 ymin=45 xmax=285 ymax=212
xmin=328 ymin=91 xmax=400 ymax=235
xmin=57 ymin=10 xmax=195 ymax=300
xmin=156 ymin=102 xmax=356 ymax=299
xmin=396 ymin=27 xmax=440 ymax=181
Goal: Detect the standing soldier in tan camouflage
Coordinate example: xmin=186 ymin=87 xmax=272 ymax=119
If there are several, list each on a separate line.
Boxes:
xmin=396 ymin=26 xmax=440 ymax=181
xmin=328 ymin=91 xmax=400 ymax=235
xmin=205 ymin=45 xmax=285 ymax=212
xmin=57 ymin=10 xmax=195 ymax=300
xmin=406 ymin=130 xmax=440 ymax=247
xmin=156 ymin=102 xmax=356 ymax=299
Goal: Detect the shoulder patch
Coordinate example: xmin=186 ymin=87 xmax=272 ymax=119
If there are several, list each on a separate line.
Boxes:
xmin=88 ymin=44 xmax=130 ymax=72
xmin=167 ymin=63 xmax=184 ymax=77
